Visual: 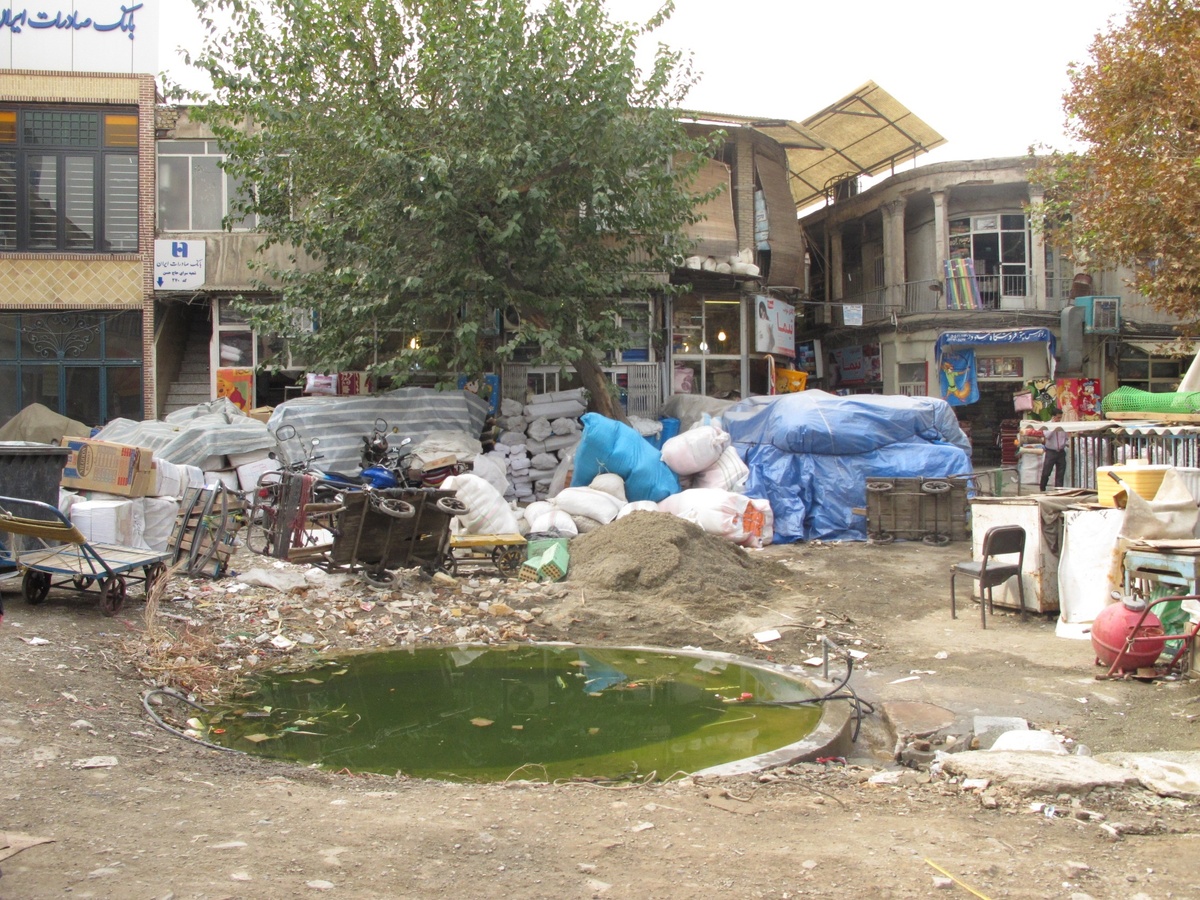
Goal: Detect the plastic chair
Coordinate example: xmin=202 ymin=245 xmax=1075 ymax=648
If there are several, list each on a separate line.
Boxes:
xmin=950 ymin=525 xmax=1027 ymax=629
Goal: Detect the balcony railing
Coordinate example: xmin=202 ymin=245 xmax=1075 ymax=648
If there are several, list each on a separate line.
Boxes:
xmin=902 ymin=274 xmax=1057 ymax=313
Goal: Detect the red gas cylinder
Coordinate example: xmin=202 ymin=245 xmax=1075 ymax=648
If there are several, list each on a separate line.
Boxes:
xmin=1091 ymin=594 xmax=1167 ymax=671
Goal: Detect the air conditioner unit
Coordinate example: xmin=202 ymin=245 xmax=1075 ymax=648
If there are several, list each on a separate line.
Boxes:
xmin=1073 ymin=296 xmax=1121 ymax=334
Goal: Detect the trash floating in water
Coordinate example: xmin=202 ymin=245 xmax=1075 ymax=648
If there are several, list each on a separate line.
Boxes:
xmin=203 ymin=644 xmax=824 ymax=782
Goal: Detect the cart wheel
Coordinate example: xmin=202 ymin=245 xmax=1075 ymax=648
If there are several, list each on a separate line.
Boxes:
xmin=923 ymin=532 xmax=951 ymax=546
xmin=436 ymin=497 xmax=468 ymax=516
xmin=72 ymin=575 xmax=95 ymax=591
xmin=866 ymin=481 xmax=893 ymax=493
xmin=493 ymin=545 xmax=525 ymax=579
xmin=869 ymin=531 xmax=894 ymax=544
xmin=921 ymin=480 xmax=952 ymax=494
xmin=22 ymin=569 xmax=50 ymax=604
xmin=440 ymin=553 xmax=459 ymax=576
xmin=99 ymin=576 xmax=127 ymax=616
xmin=371 ymin=495 xmax=416 ymax=519
xmin=143 ymin=562 xmax=166 ymax=594
xmin=362 ymin=568 xmax=396 ymax=589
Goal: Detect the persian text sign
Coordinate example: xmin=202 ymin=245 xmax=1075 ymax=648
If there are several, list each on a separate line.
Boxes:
xmin=155 ymin=240 xmax=206 ymax=289
xmin=0 ymin=2 xmax=159 ymax=73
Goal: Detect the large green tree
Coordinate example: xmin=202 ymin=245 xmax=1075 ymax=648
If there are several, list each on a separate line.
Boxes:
xmin=178 ymin=0 xmax=716 ymax=417
xmin=1032 ymin=0 xmax=1200 ymax=324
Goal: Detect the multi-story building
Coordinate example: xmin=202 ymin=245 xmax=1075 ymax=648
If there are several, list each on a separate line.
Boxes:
xmin=0 ymin=1 xmax=160 ymax=427
xmin=797 ymin=156 xmax=1192 ymax=462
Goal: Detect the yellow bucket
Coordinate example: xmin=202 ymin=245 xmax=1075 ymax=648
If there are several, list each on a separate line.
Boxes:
xmin=1096 ymin=462 xmax=1171 ymax=507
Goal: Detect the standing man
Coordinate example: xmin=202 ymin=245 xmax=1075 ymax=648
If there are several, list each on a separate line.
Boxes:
xmin=1040 ymin=416 xmax=1068 ymax=491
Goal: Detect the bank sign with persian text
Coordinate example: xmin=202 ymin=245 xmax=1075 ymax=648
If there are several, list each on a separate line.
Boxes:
xmin=0 ymin=2 xmax=158 ymax=74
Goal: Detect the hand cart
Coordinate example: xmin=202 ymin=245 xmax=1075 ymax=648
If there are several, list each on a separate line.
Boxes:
xmin=446 ymin=533 xmax=527 ymax=579
xmin=319 ymin=487 xmax=466 ymax=581
xmin=0 ymin=495 xmax=169 ymax=616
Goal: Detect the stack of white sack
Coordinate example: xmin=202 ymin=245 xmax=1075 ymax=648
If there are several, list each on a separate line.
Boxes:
xmin=483 ymin=390 xmax=586 ymax=502
xmin=68 ymin=454 xmax=218 ymax=553
xmin=659 ymin=423 xmax=748 ymax=492
xmin=517 ymin=472 xmax=628 ymax=535
xmin=442 ymin=473 xmax=521 ymax=536
xmin=657 ymin=488 xmax=774 ymax=548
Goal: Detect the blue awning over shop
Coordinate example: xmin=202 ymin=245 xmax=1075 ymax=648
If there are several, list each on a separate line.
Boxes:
xmin=935 ymin=328 xmax=1057 ymax=378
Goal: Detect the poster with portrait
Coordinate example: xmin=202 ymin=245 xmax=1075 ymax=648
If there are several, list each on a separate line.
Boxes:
xmin=939 ymin=349 xmax=979 ymax=406
xmin=753 ymin=296 xmax=796 ymax=358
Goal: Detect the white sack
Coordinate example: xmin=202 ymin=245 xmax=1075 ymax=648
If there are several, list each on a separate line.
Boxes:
xmin=543 ymin=433 xmax=580 ymax=453
xmin=523 ymin=399 xmax=587 ymax=421
xmin=470 ymin=453 xmax=512 ymax=497
xmin=589 ymin=473 xmax=628 ymax=504
xmin=142 ymin=496 xmax=181 ymax=552
xmin=70 ymin=499 xmax=136 ymax=546
xmin=442 ymin=474 xmax=520 ymax=535
xmin=691 ymin=445 xmax=750 ymax=492
xmin=237 ymin=457 xmax=283 ymax=492
xmin=531 ymin=452 xmax=559 ymax=470
xmin=554 ymin=486 xmax=623 ymax=525
xmin=550 ymin=417 xmax=580 ymax=436
xmin=660 ymin=425 xmax=731 ymax=476
xmin=527 ymin=388 xmax=587 ymax=406
xmin=525 ymin=438 xmax=547 ymax=455
xmin=524 ymin=501 xmax=579 ymax=536
xmin=153 ymin=458 xmax=186 ymax=499
xmin=617 ymin=500 xmax=660 ymax=519
xmin=657 ymin=488 xmax=774 ymax=548
xmin=526 ymin=417 xmax=553 ymax=442
xmin=500 ymin=397 xmax=525 ymax=418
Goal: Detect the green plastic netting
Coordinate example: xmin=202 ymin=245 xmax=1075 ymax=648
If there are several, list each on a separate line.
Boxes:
xmin=1101 ymin=386 xmax=1200 ymax=416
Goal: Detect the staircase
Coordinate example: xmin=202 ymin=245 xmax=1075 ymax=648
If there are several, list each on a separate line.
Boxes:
xmin=163 ymin=307 xmax=213 ymax=416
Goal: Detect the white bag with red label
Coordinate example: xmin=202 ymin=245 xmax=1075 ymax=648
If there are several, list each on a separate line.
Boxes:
xmin=660 ymin=425 xmax=731 ymax=476
xmin=656 ymin=488 xmax=774 ymax=548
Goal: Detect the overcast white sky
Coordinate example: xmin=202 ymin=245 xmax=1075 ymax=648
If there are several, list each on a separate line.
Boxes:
xmin=159 ymin=0 xmax=1132 ymax=167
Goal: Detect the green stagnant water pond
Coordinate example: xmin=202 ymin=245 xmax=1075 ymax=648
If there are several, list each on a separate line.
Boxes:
xmin=203 ymin=645 xmax=822 ymax=782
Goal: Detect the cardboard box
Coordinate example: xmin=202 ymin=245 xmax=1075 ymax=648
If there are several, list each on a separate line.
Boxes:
xmin=247 ymin=406 xmax=274 ymax=424
xmin=60 ymin=437 xmax=155 ymax=497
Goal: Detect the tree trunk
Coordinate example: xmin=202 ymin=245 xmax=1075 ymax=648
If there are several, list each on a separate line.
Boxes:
xmin=574 ymin=353 xmax=629 ymax=424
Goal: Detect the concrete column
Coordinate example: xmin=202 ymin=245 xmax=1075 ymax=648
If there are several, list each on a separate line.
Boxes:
xmin=1028 ymin=186 xmax=1047 ymax=310
xmin=829 ymin=226 xmax=844 ymax=302
xmin=881 ymin=198 xmax=907 ymax=311
xmin=932 ymin=190 xmax=948 ymax=288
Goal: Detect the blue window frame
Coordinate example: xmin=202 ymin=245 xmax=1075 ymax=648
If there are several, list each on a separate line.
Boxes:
xmin=0 ymin=311 xmax=143 ymax=426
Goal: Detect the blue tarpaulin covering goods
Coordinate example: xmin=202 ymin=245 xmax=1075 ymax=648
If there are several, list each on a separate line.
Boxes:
xmin=721 ymin=391 xmax=972 ymax=543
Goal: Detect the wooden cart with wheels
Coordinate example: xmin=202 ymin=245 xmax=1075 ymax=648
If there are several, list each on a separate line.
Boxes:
xmin=447 ymin=533 xmax=527 ymax=579
xmin=0 ymin=495 xmax=170 ymax=617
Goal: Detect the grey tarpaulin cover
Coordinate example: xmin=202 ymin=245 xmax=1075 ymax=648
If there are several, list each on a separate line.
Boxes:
xmin=267 ymin=388 xmax=490 ymax=475
xmin=95 ymin=399 xmax=273 ymax=467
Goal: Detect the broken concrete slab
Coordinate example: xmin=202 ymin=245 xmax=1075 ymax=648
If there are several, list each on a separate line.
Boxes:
xmin=1095 ymin=751 xmax=1200 ymax=800
xmin=940 ymin=751 xmax=1138 ymax=796
xmin=881 ymin=700 xmax=956 ymax=739
xmin=989 ymin=729 xmax=1068 ymax=755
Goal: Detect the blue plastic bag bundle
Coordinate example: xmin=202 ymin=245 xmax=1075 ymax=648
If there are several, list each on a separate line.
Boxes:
xmin=571 ymin=413 xmax=680 ymax=502
xmin=723 ymin=392 xmax=972 ymax=543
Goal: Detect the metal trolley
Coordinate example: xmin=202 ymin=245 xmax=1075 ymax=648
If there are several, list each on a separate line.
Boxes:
xmin=0 ymin=495 xmax=169 ymax=616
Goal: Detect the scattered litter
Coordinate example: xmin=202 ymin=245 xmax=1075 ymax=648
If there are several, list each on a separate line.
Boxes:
xmin=934 ymin=651 xmax=948 ymax=660
xmin=802 ymin=657 xmax=824 ymax=667
xmin=629 ymin=821 xmax=654 ymax=832
xmin=753 ymin=629 xmax=782 ymax=643
xmin=72 ymin=756 xmax=118 ymax=769
xmin=18 ymin=636 xmax=50 ymax=646
xmin=848 ymin=649 xmax=868 ymax=661
xmin=909 ymin=669 xmax=936 ymax=675
xmin=888 ymin=676 xmax=921 ymax=684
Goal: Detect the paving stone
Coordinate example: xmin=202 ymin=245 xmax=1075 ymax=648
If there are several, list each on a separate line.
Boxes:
xmin=941 ymin=751 xmax=1138 ymax=796
xmin=1095 ymin=751 xmax=1200 ymax=800
xmin=880 ymin=701 xmax=956 ymax=739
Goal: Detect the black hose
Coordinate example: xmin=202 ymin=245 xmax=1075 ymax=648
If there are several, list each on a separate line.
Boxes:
xmin=747 ymin=654 xmax=875 ymax=742
xmin=142 ymin=687 xmax=242 ymax=754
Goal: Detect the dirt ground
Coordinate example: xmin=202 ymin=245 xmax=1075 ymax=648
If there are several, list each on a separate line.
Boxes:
xmin=2 ymin=515 xmax=1199 ymax=899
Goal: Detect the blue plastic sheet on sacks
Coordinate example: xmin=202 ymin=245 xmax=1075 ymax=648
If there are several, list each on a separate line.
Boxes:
xmin=723 ymin=392 xmax=972 ymax=543
xmin=572 ymin=412 xmax=680 ymax=502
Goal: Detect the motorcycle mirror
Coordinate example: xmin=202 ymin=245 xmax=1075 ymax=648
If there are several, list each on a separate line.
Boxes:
xmin=274 ymin=424 xmax=297 ymax=442
xmin=375 ymin=417 xmax=388 ymax=433
xmin=398 ymin=437 xmax=413 ymax=448
xmin=312 ymin=437 xmax=320 ymax=447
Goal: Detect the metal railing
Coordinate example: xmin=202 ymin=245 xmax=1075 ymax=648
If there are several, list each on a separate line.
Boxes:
xmin=1067 ymin=431 xmax=1200 ymax=491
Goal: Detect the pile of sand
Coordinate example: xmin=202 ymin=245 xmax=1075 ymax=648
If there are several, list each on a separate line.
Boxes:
xmin=566 ymin=511 xmax=790 ymax=615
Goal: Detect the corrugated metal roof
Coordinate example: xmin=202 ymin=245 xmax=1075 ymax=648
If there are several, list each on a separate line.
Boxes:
xmin=789 ymin=81 xmax=945 ymax=210
xmin=681 ymin=82 xmax=945 ymax=213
